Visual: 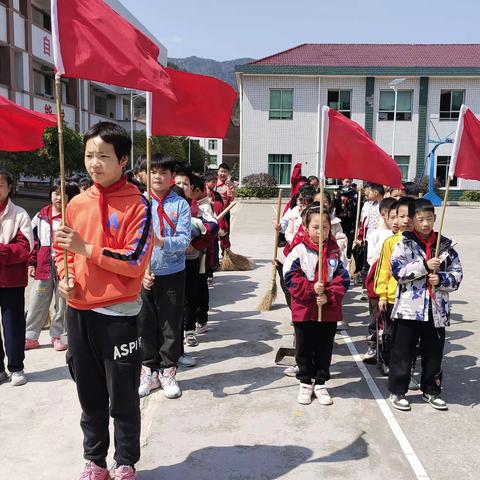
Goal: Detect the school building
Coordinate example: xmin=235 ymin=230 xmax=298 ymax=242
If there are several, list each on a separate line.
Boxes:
xmin=235 ymin=44 xmax=480 ymax=198
xmin=0 ymin=0 xmax=167 ymax=133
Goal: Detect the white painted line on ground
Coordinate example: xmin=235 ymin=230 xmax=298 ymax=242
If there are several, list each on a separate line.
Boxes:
xmin=341 ymin=332 xmax=430 ymax=480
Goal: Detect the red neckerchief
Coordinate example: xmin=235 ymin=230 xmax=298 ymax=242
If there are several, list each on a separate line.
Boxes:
xmin=151 ymin=190 xmax=175 ymax=236
xmin=302 ymin=235 xmax=329 ymax=285
xmin=414 ymin=230 xmax=437 ymax=299
xmin=0 ymin=198 xmax=8 ymax=216
xmin=94 ymin=175 xmax=127 ymax=244
xmin=189 ymin=198 xmax=199 ymax=218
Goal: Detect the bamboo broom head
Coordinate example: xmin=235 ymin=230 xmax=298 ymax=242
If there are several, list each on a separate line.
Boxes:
xmin=221 ymin=248 xmax=254 ymax=271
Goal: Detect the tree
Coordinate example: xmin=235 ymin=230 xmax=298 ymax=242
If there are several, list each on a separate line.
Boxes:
xmin=131 ymin=130 xmax=187 ymax=165
xmin=0 ymin=125 xmax=84 ymax=186
xmin=180 ymin=137 xmax=209 ymax=171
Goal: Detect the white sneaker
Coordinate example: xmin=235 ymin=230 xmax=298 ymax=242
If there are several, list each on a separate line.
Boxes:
xmin=185 ymin=331 xmax=199 ymax=347
xmin=10 ymin=370 xmax=27 ymax=386
xmin=195 ymin=323 xmax=208 ymax=334
xmin=315 ymin=385 xmax=333 ymax=405
xmin=178 ymin=354 xmax=196 ymax=368
xmin=0 ymin=371 xmax=9 ymax=384
xmin=284 ymin=365 xmax=299 ymax=377
xmin=138 ymin=366 xmax=160 ymax=398
xmin=161 ymin=367 xmax=182 ymax=399
xmin=297 ymin=383 xmax=314 ymax=405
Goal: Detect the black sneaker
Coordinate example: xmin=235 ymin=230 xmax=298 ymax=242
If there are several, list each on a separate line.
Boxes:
xmin=422 ymin=393 xmax=448 ymax=410
xmin=389 ymin=394 xmax=411 ymax=411
xmin=363 ymin=346 xmax=377 ymax=364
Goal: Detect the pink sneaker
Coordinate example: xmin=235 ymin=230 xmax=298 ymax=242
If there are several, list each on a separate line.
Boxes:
xmin=79 ymin=461 xmax=110 ymax=480
xmin=114 ymin=465 xmax=136 ymax=480
xmin=52 ymin=337 xmax=68 ymax=351
xmin=25 ymin=338 xmax=40 ymax=350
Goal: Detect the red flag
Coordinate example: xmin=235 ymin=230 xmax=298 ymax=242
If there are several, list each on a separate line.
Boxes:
xmin=0 ymin=96 xmax=57 ymax=152
xmin=51 ymin=0 xmax=172 ymax=96
xmin=449 ymin=105 xmax=480 ymax=181
xmin=320 ymin=107 xmax=402 ymax=188
xmin=152 ymin=68 xmax=236 ymax=138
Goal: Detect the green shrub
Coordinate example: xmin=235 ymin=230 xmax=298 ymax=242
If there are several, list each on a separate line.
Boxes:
xmin=459 ymin=190 xmax=480 ymax=202
xmin=237 ymin=186 xmax=278 ymax=198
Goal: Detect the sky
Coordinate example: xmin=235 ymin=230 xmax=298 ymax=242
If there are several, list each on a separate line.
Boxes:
xmin=120 ymin=0 xmax=480 ymax=61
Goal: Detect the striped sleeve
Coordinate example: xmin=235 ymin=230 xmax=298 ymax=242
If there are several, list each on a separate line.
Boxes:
xmin=89 ymin=196 xmax=153 ymax=278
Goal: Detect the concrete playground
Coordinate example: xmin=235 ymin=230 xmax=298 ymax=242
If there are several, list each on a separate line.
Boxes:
xmin=0 ymin=203 xmax=479 ymax=479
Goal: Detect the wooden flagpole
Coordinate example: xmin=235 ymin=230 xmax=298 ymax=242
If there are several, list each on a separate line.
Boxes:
xmin=54 ymin=74 xmax=69 ymax=284
xmin=435 ymin=176 xmax=451 ymax=255
xmin=317 ymin=179 xmax=325 ymax=321
xmin=353 ymin=184 xmax=363 ymax=243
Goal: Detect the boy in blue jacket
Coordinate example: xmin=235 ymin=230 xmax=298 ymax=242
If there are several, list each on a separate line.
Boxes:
xmin=138 ymin=154 xmax=191 ymax=399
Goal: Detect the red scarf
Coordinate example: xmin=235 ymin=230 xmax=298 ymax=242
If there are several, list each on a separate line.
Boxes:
xmin=151 ymin=190 xmax=175 ymax=236
xmin=94 ymin=175 xmax=127 ymax=244
xmin=0 ymin=198 xmax=8 ymax=216
xmin=189 ymin=199 xmax=199 ymax=218
xmin=302 ymin=235 xmax=329 ymax=285
xmin=414 ymin=230 xmax=437 ymax=298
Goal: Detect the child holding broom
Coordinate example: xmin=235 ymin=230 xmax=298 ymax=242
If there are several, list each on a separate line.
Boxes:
xmin=283 ymin=202 xmax=350 ymax=405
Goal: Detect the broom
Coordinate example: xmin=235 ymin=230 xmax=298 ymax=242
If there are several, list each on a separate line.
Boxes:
xmin=257 ymin=189 xmax=283 ymax=311
xmin=220 ymin=202 xmax=254 ymax=271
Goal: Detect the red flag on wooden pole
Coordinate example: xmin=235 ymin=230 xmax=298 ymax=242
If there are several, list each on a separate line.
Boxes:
xmin=51 ymin=0 xmax=173 ymax=96
xmin=319 ymin=107 xmax=403 ymax=188
xmin=448 ymin=105 xmax=480 ymax=181
xmin=0 ymin=96 xmax=56 ymax=151
xmin=152 ymin=68 xmax=237 ymax=138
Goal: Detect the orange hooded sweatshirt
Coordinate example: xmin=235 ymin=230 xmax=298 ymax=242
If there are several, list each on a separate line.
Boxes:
xmin=54 ymin=182 xmax=153 ymax=310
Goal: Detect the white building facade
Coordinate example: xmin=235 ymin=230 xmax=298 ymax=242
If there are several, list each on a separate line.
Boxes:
xmin=235 ymin=44 xmax=480 ymax=198
xmin=189 ymin=136 xmax=223 ymax=169
xmin=0 ymin=0 xmax=167 ymax=133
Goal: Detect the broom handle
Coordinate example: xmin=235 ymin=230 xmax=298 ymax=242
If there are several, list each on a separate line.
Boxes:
xmin=270 ymin=189 xmax=283 ymax=275
xmin=216 ymin=201 xmax=237 ymax=222
xmin=353 ymin=185 xmax=362 ymax=243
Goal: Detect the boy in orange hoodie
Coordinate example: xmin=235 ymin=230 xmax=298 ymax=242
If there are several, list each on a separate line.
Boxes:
xmin=55 ymin=122 xmax=153 ymax=480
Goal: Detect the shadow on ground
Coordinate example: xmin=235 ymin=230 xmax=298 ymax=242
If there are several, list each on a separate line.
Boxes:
xmin=138 ymin=434 xmax=368 ymax=479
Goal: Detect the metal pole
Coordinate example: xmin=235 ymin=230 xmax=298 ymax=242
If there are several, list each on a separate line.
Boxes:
xmin=391 ymin=87 xmax=398 ymax=158
xmin=317 ymin=179 xmax=325 ymax=321
xmin=54 ymin=74 xmax=68 ymax=283
xmin=130 ymin=93 xmax=134 ymax=170
xmin=188 ymin=138 xmax=191 ymax=165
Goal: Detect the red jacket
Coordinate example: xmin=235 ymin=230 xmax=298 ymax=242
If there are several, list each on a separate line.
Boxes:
xmin=0 ymin=199 xmax=33 ymax=288
xmin=283 ymin=236 xmax=350 ymax=322
xmin=29 ymin=205 xmax=61 ymax=281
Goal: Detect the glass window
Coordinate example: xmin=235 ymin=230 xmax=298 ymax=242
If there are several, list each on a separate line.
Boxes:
xmin=439 ymin=90 xmax=464 ymax=120
xmin=94 ymin=95 xmax=107 ymax=116
xmin=394 ymin=155 xmax=410 ymax=181
xmin=208 ymin=139 xmax=218 ymax=150
xmin=209 ymin=155 xmax=217 ymax=165
xmin=436 ymin=156 xmax=458 ymax=187
xmin=328 ymin=90 xmax=351 ymax=118
xmin=269 ymin=89 xmax=293 ymax=120
xmin=268 ymin=154 xmax=292 ymax=185
xmin=379 ymin=90 xmax=412 ymax=121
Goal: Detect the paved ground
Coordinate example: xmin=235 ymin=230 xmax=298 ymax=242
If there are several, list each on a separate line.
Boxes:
xmin=1 ymin=203 xmax=479 ymax=479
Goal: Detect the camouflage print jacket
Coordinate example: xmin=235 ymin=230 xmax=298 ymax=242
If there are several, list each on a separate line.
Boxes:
xmin=390 ymin=232 xmax=463 ymax=328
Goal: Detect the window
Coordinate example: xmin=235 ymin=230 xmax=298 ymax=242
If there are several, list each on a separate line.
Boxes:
xmin=440 ymin=90 xmax=464 ymax=120
xmin=209 ymin=155 xmax=217 ymax=165
xmin=208 ymin=139 xmax=218 ymax=150
xmin=394 ymin=156 xmax=410 ymax=182
xmin=269 ymin=89 xmax=293 ymax=120
xmin=436 ymin=156 xmax=458 ymax=187
xmin=94 ymin=94 xmax=107 ymax=116
xmin=326 ymin=179 xmax=342 ymax=186
xmin=379 ymin=90 xmax=412 ymax=121
xmin=328 ymin=90 xmax=351 ymax=118
xmin=32 ymin=6 xmax=51 ymax=31
xmin=33 ymin=68 xmax=54 ymax=98
xmin=268 ymin=154 xmax=292 ymax=184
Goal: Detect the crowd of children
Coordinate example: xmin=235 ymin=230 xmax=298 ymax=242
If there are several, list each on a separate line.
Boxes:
xmin=0 ymin=125 xmax=465 ymax=478
xmin=0 ymin=123 xmax=238 ymax=480
xmin=278 ymin=171 xmax=463 ymax=411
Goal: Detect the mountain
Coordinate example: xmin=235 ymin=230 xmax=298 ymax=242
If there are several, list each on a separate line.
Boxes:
xmin=168 ymin=56 xmax=256 ymax=89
